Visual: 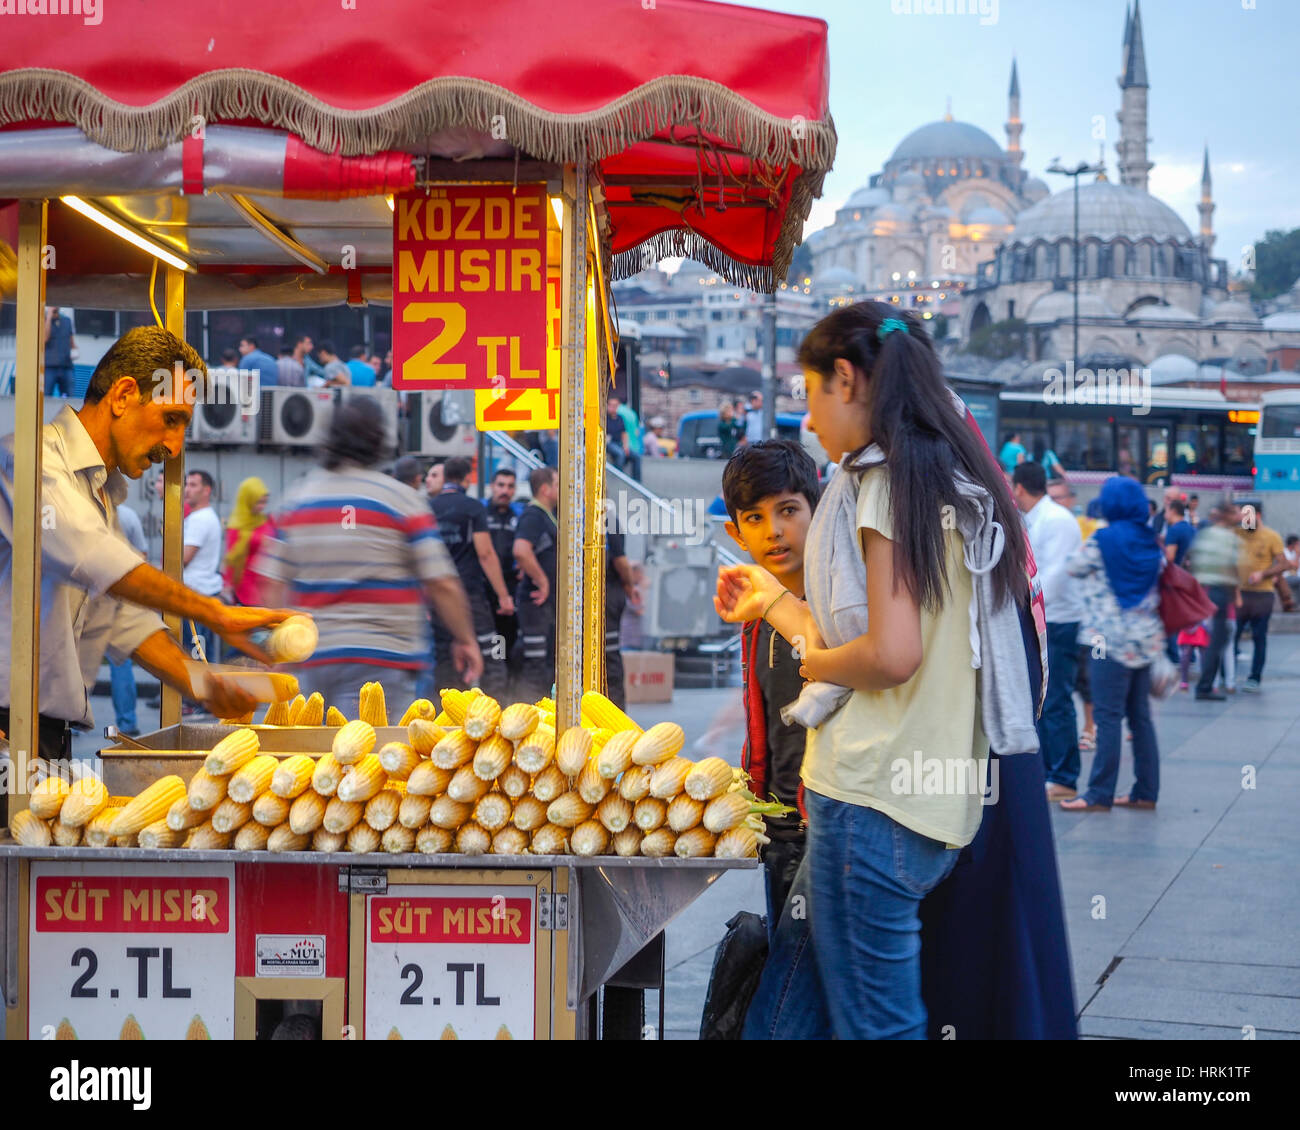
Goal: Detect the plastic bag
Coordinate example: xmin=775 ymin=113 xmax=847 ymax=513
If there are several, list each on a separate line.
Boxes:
xmin=698 ymin=911 xmax=768 ymax=1040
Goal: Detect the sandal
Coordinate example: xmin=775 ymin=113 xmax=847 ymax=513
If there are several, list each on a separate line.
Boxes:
xmin=1059 ymin=797 xmax=1110 ymax=812
xmin=1114 ymin=795 xmax=1156 ymax=810
xmin=1079 ymin=731 xmax=1096 ymax=752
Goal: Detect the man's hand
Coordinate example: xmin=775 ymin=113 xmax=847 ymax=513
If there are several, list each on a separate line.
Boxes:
xmin=196 ymin=674 xmax=260 ymax=720
xmin=208 ymin=604 xmax=294 ymax=664
xmin=452 ymin=640 xmax=484 ymax=685
xmin=497 ymin=593 xmax=516 ymax=616
xmin=531 ymin=576 xmax=550 ymax=605
xmin=1248 ymin=570 xmax=1264 ymax=586
xmin=624 ymin=583 xmax=643 ymax=614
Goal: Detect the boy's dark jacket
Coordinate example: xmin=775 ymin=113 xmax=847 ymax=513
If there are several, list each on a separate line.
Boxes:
xmin=739 ymin=618 xmax=807 ymax=825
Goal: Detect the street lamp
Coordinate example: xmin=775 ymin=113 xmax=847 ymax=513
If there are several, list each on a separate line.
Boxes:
xmin=1046 ymin=158 xmax=1103 ymax=373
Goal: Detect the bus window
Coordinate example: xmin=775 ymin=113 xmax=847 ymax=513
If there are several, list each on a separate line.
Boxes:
xmin=1175 ymin=422 xmax=1221 ymax=475
xmin=1261 ymin=405 xmax=1300 ymax=440
xmin=1223 ymin=424 xmax=1255 ymax=477
xmin=1144 ymin=425 xmax=1170 ymax=484
xmin=1117 ymin=425 xmax=1141 ymax=479
xmin=1056 ymin=420 xmax=1113 ymax=471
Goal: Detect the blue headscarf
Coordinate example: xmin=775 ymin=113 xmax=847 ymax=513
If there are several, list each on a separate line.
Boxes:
xmin=1092 ymin=476 xmax=1163 ymax=608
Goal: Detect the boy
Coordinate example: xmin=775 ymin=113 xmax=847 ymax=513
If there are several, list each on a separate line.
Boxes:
xmin=720 ymin=439 xmax=821 ymax=922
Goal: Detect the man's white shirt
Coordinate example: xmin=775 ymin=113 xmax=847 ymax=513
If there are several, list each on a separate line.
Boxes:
xmin=1023 ymin=495 xmax=1084 ymax=624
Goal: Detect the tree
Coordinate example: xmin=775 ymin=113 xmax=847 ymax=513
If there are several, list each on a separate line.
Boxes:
xmin=1250 ymin=227 xmax=1300 ymax=301
xmin=964 ymin=317 xmax=1027 ymax=360
xmin=931 ymin=313 xmax=949 ymax=340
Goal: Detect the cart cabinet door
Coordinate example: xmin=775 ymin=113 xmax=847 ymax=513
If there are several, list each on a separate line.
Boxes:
xmin=353 ymin=870 xmax=551 ymax=1040
xmin=29 ymin=861 xmax=236 ymax=1040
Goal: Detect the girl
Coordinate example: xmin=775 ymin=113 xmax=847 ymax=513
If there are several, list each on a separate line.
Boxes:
xmin=222 ymin=477 xmax=276 ymax=609
xmin=716 ymin=302 xmax=1038 ymax=1038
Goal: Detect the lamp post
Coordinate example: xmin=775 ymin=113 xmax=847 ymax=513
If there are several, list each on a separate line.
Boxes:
xmin=1046 ymin=158 xmax=1103 ymax=374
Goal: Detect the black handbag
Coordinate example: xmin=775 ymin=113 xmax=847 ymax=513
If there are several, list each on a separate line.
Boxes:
xmin=698 ymin=911 xmax=769 ymax=1040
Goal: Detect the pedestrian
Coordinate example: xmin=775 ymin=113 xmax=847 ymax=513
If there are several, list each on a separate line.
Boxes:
xmin=512 ymin=466 xmax=559 ymax=703
xmin=256 ymin=397 xmax=483 ymax=718
xmin=643 ymin=416 xmax=668 ymax=458
xmin=717 ymin=303 xmax=1036 ymax=1039
xmin=1031 ymin=436 xmax=1067 ymax=482
xmin=237 ymin=335 xmax=280 ymax=388
xmin=1189 ymin=502 xmax=1241 ymax=701
xmin=1234 ymin=502 xmax=1287 ymax=692
xmin=603 ymin=520 xmax=641 ymax=710
xmin=316 ymin=340 xmax=352 ymax=386
xmin=717 ymin=399 xmax=745 ymax=456
xmin=182 ymin=470 xmax=225 ymax=670
xmin=292 ymin=333 xmax=324 ymax=385
xmin=1012 ymin=461 xmax=1084 ymax=801
xmin=744 ymin=390 xmax=765 ymax=445
xmin=43 ymin=305 xmax=77 ymax=398
xmin=347 ymin=344 xmax=376 ymax=387
xmin=483 ymin=468 xmax=523 ymax=696
xmin=423 ymin=460 xmax=445 ymax=499
xmin=605 ymin=396 xmax=629 ymax=470
xmin=276 ymin=344 xmax=305 ymax=387
xmin=430 ymin=456 xmax=515 ymax=699
xmin=1061 ymin=476 xmax=1165 ymax=812
xmin=1187 ymin=493 xmax=1206 ymax=530
xmin=1149 ymin=485 xmax=1182 ymax=537
xmin=1161 ymin=498 xmax=1196 ymax=662
xmin=110 ymin=501 xmax=148 ymax=735
xmin=998 ymin=430 xmax=1026 ymax=473
xmin=391 ymin=456 xmax=424 ymax=492
xmin=615 ymin=396 xmax=644 ymax=480
xmin=1176 ymin=620 xmax=1210 ymax=690
xmin=1282 ymin=533 xmax=1300 ymax=584
xmin=221 ymin=477 xmax=276 ymax=609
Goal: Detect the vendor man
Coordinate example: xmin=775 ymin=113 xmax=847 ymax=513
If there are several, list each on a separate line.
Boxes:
xmin=0 ymin=326 xmax=290 ymax=765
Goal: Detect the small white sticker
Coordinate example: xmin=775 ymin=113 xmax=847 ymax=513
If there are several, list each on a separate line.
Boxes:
xmin=256 ymin=934 xmax=326 ymax=978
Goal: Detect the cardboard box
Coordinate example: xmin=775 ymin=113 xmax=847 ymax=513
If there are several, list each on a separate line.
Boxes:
xmin=624 ymin=650 xmax=675 ymax=704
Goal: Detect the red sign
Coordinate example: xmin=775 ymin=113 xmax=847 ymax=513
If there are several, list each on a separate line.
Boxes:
xmin=369 ymin=896 xmax=533 ymax=944
xmin=35 ymin=875 xmax=230 ymax=934
xmin=392 ymin=184 xmax=548 ymax=390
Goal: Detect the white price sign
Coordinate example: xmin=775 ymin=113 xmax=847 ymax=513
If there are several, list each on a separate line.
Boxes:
xmin=29 ymin=861 xmax=235 ymax=1041
xmin=364 ymin=884 xmax=537 ymax=1040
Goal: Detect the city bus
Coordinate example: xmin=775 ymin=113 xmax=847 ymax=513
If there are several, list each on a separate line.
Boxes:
xmin=1255 ymin=389 xmax=1300 ymax=491
xmin=997 ymin=387 xmax=1257 ymax=491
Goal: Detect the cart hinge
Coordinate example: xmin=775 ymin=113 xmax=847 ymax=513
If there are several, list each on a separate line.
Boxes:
xmin=538 ymin=887 xmax=552 ymax=930
xmin=555 ymin=892 xmax=569 ymax=930
xmin=339 ymin=867 xmax=387 ymax=895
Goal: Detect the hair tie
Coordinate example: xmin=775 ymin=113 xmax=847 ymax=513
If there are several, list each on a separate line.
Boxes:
xmin=877 ymin=317 xmax=909 ymax=342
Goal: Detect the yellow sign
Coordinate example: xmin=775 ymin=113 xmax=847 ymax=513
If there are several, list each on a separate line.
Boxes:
xmin=475 ymin=272 xmax=561 ymax=430
xmin=1228 ymin=410 xmax=1260 ymax=424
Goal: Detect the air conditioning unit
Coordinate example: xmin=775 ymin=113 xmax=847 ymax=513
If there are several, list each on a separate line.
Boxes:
xmin=641 ymin=543 xmax=721 ymax=639
xmin=405 ymin=390 xmax=478 ymax=458
xmin=190 ymin=367 xmax=259 ymax=446
xmin=338 ymin=386 xmax=400 ymax=459
xmin=259 ymin=387 xmax=336 ymax=448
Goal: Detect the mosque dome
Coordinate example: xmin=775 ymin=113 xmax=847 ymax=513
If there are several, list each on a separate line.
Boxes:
xmin=889 ymin=120 xmax=1005 ymax=162
xmin=1010 ymin=181 xmax=1193 ymax=244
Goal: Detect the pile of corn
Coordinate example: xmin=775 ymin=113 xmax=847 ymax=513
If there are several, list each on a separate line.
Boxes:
xmin=12 ymin=691 xmax=784 ymax=858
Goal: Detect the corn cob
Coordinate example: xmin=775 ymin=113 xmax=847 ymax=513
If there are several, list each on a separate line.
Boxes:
xmin=184 ymin=820 xmax=232 ymax=850
xmin=531 ymin=764 xmax=567 ymax=803
xmin=473 ymin=733 xmax=514 ymax=781
xmin=54 ymin=1019 xmax=77 ymax=1040
xmin=703 ymin=791 xmax=752 ymax=833
xmin=613 ymin=827 xmax=644 ymax=857
xmin=534 ymin=695 xmax=556 ymax=713
xmin=297 ymin=692 xmax=325 ymax=727
xmin=114 ymin=834 xmax=138 ymax=848
xmin=219 ymin=711 xmax=255 ymax=725
xmin=346 ymin=823 xmax=382 ymax=853
xmin=618 ymin=764 xmax=654 ymax=803
xmin=530 ymin=823 xmax=569 ymax=855
xmin=311 ymin=753 xmax=345 ymax=797
xmin=262 ymin=699 xmax=291 ymax=726
xmin=185 ymin=1015 xmax=210 ymax=1041
xmin=110 ymin=776 xmax=188 ymax=837
xmin=58 ymin=776 xmax=109 ymax=828
xmin=498 ymin=702 xmax=541 ymax=742
xmin=310 ymin=827 xmax=345 ymax=853
xmin=359 ymin=681 xmax=388 ymax=727
xmin=364 ymin=789 xmax=403 ymax=832
xmin=431 ymin=729 xmax=476 ymax=770
xmin=11 ymin=810 xmax=51 ymax=846
xmin=597 ymin=793 xmax=634 ymax=833
xmin=337 ymin=755 xmax=386 ymax=803
xmin=270 ymin=755 xmax=315 ymax=799
xmin=379 ymin=741 xmax=420 ymax=781
xmin=407 ymin=719 xmax=444 ymax=757
xmin=382 ymin=824 xmax=416 ymax=853
xmin=289 ymin=790 xmax=328 ymax=835
xmin=252 ymin=791 xmax=291 ymax=827
xmin=323 ymin=798 xmax=364 ymax=835
xmin=187 ymin=767 xmax=227 ymax=812
xmin=511 ymin=794 xmax=548 ymax=833
xmin=555 ymin=725 xmax=593 ymax=777
xmin=83 ymin=800 xmax=128 ymax=847
xmin=332 ymin=720 xmax=377 ymax=765
xmin=674 ymin=827 xmax=717 ymax=858
xmin=406 ymin=761 xmax=453 ymax=797
xmin=498 ymin=764 xmax=530 ymax=799
xmin=715 ymin=825 xmax=766 ymax=859
xmin=455 ymin=822 xmax=491 ymax=855
xmin=538 ymin=709 xmax=556 ymax=731
xmin=589 ymin=728 xmax=615 ymax=751
xmin=417 ymin=825 xmax=454 ymax=854
xmin=473 ymin=792 xmax=512 ymax=832
xmin=135 ymin=819 xmax=181 ymax=849
xmin=684 ymin=757 xmax=735 ymax=801
xmin=572 ymin=819 xmax=609 ymax=857
xmin=463 ymin=694 xmax=501 ymax=740
xmin=205 ymin=729 xmax=260 ymax=776
xmin=399 ymin=698 xmax=437 ymax=726
xmin=546 ymin=791 xmax=593 ymax=829
xmin=428 ymin=795 xmax=472 ymax=830
xmin=438 ymin=688 xmax=472 ymax=726
xmin=576 ymin=759 xmax=612 ymax=804
xmin=640 ymin=828 xmax=677 ymax=857
xmin=649 ymin=756 xmax=694 ymax=799
xmin=227 ymin=755 xmax=278 ymax=804
xmin=211 ymin=797 xmax=253 ymax=835
xmin=631 ymin=722 xmax=684 ymax=766
xmin=166 ymin=796 xmax=207 ymax=833
xmin=515 ymin=724 xmax=556 ymax=774
xmin=233 ymin=822 xmax=271 ymax=852
xmin=596 ymin=729 xmax=639 ymax=779
xmin=284 ymin=693 xmax=307 ymax=725
xmin=399 ymin=793 xmax=434 ymax=829
xmin=581 ymin=691 xmax=641 ymax=734
xmin=325 ymin=706 xmax=348 ymax=727
xmin=267 ymin=671 xmax=301 ymax=701
xmin=29 ymin=776 xmax=70 ymax=820
xmin=52 ymin=819 xmax=82 ymax=847
xmin=119 ymin=1016 xmax=144 ymax=1039
xmin=266 ymin=823 xmax=311 ymax=853
xmin=432 ymin=711 xmax=453 ymax=726
xmin=447 ymin=764 xmax=491 ymax=803
xmin=667 ymin=793 xmax=705 ymax=833
xmin=491 ymin=826 xmax=529 ymax=855
xmin=634 ymin=797 xmax=667 ymax=832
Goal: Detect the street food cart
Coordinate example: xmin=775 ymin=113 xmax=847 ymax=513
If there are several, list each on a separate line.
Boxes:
xmin=0 ymin=0 xmax=834 ymax=1038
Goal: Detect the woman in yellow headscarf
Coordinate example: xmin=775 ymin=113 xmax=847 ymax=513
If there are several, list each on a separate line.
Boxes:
xmin=222 ymin=477 xmax=275 ymax=607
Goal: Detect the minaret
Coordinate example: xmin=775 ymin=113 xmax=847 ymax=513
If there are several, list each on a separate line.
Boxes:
xmin=1199 ymin=146 xmax=1215 ymax=254
xmin=1005 ymin=58 xmax=1023 ymax=170
xmin=1116 ymin=0 xmax=1152 ymax=192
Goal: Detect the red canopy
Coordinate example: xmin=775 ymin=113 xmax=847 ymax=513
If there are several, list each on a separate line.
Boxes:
xmin=0 ymin=0 xmax=834 ymax=289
